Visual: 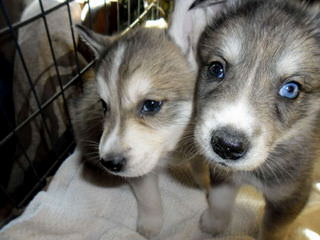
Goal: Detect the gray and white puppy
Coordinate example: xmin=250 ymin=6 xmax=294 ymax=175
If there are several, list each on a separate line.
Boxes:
xmin=73 ymin=26 xmax=193 ymax=238
xmin=71 ymin=1 xmax=228 ymax=237
xmin=189 ymin=0 xmax=320 ymax=239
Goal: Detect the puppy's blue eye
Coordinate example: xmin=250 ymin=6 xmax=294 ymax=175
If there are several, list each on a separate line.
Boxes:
xmin=140 ymin=100 xmax=162 ymax=115
xmin=279 ymin=82 xmax=300 ymax=99
xmin=208 ymin=61 xmax=225 ymax=80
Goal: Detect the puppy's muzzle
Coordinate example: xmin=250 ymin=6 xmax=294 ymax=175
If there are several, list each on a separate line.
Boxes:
xmin=100 ymin=154 xmax=126 ymax=173
xmin=211 ymin=127 xmax=250 ymax=161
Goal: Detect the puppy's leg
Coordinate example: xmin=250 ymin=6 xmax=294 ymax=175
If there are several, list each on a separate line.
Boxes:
xmin=129 ymin=174 xmax=163 ymax=238
xmin=259 ymin=182 xmax=311 ymax=240
xmin=200 ymin=182 xmax=239 ymax=235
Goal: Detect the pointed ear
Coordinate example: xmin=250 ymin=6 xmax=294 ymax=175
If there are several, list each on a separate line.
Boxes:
xmin=168 ymin=0 xmax=230 ymax=70
xmin=76 ymin=24 xmax=112 ymax=60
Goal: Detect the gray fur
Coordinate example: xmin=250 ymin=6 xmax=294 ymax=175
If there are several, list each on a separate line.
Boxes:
xmin=194 ymin=0 xmax=320 ymax=239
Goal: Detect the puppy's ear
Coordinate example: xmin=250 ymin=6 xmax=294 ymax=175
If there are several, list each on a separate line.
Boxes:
xmin=168 ymin=0 xmax=230 ymax=70
xmin=76 ymin=24 xmax=112 ymax=60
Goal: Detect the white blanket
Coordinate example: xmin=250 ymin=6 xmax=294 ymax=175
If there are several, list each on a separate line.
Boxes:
xmin=1 ymin=148 xmax=319 ymax=240
xmin=0 ymin=148 xmax=260 ymax=240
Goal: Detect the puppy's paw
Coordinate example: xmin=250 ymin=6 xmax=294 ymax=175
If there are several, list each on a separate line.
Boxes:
xmin=199 ymin=208 xmax=229 ymax=236
xmin=137 ymin=214 xmax=163 ymax=239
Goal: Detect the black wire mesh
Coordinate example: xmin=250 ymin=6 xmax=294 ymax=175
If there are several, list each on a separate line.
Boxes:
xmin=0 ymin=0 xmax=169 ymax=228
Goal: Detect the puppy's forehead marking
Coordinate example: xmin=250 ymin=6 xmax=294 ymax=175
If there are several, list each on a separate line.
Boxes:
xmin=97 ymin=44 xmax=126 ymax=101
xmin=111 ymin=44 xmax=126 ymax=83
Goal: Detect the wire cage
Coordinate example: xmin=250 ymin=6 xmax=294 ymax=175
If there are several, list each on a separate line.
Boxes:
xmin=0 ymin=0 xmax=171 ymax=228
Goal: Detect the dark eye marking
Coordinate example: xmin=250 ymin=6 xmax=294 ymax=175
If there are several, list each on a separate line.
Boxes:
xmin=101 ymin=99 xmax=108 ymax=114
xmin=207 ymin=61 xmax=225 ymax=80
xmin=140 ymin=100 xmax=163 ymax=116
xmin=278 ymin=82 xmax=300 ymax=99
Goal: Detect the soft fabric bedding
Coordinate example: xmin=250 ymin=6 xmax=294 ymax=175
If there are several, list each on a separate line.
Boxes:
xmin=1 ymin=149 xmax=319 ymax=240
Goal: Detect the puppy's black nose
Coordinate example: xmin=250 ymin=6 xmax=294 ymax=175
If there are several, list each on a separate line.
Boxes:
xmin=211 ymin=128 xmax=249 ymax=161
xmin=100 ymin=154 xmax=126 ymax=173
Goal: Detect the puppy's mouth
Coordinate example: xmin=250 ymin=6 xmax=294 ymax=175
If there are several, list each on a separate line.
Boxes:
xmin=214 ymin=160 xmax=231 ymax=170
xmin=207 ymin=157 xmax=239 ymax=170
xmin=216 ymin=162 xmax=229 ymax=168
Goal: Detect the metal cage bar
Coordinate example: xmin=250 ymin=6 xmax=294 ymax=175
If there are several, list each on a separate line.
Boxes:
xmin=0 ymin=59 xmax=95 ymax=148
xmin=65 ymin=0 xmax=83 ymax=89
xmin=16 ymin=139 xmax=75 ymax=209
xmin=0 ymin=104 xmax=40 ymax=181
xmin=37 ymin=0 xmax=73 ymax=128
xmin=0 ymin=1 xmax=68 ymax=36
xmin=0 ymin=107 xmax=39 ymax=175
xmin=0 ymin=0 xmax=54 ymax=147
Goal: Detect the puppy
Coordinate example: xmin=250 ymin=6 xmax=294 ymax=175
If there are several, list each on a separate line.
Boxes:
xmin=72 ymin=24 xmax=195 ymax=238
xmin=189 ymin=0 xmax=320 ymax=239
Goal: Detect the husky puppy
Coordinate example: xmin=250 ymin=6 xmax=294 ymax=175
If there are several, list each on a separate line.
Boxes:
xmin=187 ymin=0 xmax=320 ymax=239
xmin=72 ymin=25 xmax=194 ymax=237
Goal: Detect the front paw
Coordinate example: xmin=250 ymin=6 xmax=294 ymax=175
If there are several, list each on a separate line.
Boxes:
xmin=137 ymin=214 xmax=163 ymax=239
xmin=200 ymin=208 xmax=229 ymax=236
